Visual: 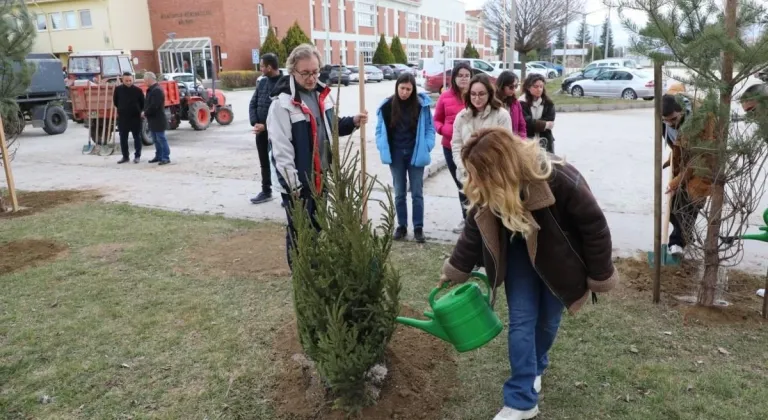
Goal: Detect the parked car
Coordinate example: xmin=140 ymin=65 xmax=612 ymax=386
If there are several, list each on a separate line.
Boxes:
xmin=560 ymin=67 xmax=612 ymax=93
xmin=491 ymin=61 xmax=550 ymax=79
xmin=530 ymin=61 xmax=564 ymax=77
xmin=347 ymin=66 xmax=362 ymax=83
xmin=583 ymin=58 xmax=643 ymax=72
xmin=163 ymin=72 xmax=204 ymax=91
xmin=569 ymin=67 xmax=662 ymax=100
xmin=528 ymin=63 xmax=557 ymax=79
xmin=449 ymin=58 xmax=502 ymax=77
xmin=756 ymin=68 xmax=768 ymax=83
xmin=390 ymin=63 xmax=416 ymax=78
xmin=364 ymin=65 xmax=384 ymax=82
xmin=424 ymin=68 xmax=496 ymax=94
xmin=320 ymin=64 xmax=351 ymax=86
xmin=378 ymin=65 xmax=395 ymax=80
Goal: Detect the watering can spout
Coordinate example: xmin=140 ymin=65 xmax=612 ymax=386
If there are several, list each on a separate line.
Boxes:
xmin=395 ymin=315 xmax=449 ymax=342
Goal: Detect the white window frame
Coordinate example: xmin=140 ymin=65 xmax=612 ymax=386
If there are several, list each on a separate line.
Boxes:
xmin=339 ymin=0 xmax=346 ymax=33
xmin=466 ymin=24 xmax=478 ymax=44
xmin=357 ymin=2 xmax=374 ymax=28
xmin=63 ymin=11 xmax=77 ymax=30
xmin=35 ymin=14 xmax=47 ymax=32
xmin=407 ymin=13 xmax=419 ymax=33
xmin=258 ymin=4 xmax=270 ymax=44
xmin=359 ymin=40 xmax=375 ymax=64
xmin=49 ymin=12 xmax=62 ymax=31
xmin=440 ymin=21 xmax=448 ymax=37
xmin=322 ymin=0 xmax=329 ymax=31
xmin=78 ymin=10 xmax=92 ymax=28
xmin=407 ymin=43 xmax=419 ymax=63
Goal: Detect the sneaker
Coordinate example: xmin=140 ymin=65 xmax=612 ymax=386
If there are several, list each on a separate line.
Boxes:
xmin=452 ymin=220 xmax=465 ymax=234
xmin=394 ymin=226 xmax=407 ymax=241
xmin=534 ymin=375 xmax=542 ymax=393
xmin=133 ymin=157 xmax=140 ymax=164
xmin=493 ymin=406 xmax=539 ymax=420
xmin=669 ymin=245 xmax=684 ymax=256
xmin=414 ymin=228 xmax=426 ymax=243
xmin=250 ymin=191 xmax=273 ymax=204
xmin=148 ymin=157 xmax=160 ymax=163
xmin=117 ymin=157 xmax=129 ymax=164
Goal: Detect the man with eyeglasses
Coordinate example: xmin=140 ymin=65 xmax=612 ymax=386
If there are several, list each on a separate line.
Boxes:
xmin=267 ymin=43 xmax=368 ymax=269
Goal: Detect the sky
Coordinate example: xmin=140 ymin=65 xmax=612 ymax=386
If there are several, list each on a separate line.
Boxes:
xmin=462 ymin=0 xmax=650 ymax=47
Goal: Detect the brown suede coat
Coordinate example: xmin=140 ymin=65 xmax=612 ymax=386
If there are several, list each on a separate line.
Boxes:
xmin=442 ymin=162 xmax=619 ymax=314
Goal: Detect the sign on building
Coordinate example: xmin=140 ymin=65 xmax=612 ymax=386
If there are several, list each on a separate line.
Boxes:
xmin=252 ymin=49 xmax=260 ymax=64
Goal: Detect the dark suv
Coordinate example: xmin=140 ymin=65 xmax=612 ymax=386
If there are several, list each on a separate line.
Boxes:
xmin=320 ymin=65 xmax=350 ymax=86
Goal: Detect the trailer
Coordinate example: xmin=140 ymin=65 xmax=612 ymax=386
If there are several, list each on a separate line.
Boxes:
xmin=11 ymin=54 xmax=70 ymax=136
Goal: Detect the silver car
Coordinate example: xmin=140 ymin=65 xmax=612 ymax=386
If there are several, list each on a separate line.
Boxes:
xmin=364 ymin=65 xmax=384 ymax=82
xmin=569 ymin=67 xmax=661 ymax=100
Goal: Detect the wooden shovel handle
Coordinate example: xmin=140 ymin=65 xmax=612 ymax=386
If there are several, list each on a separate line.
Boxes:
xmin=662 ymin=152 xmax=674 ymax=244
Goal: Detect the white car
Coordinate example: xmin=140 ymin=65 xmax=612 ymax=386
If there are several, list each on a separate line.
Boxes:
xmin=363 ymin=65 xmax=384 ymax=82
xmin=162 ymin=72 xmax=204 ymax=91
xmin=569 ymin=67 xmax=664 ymax=100
xmin=347 ymin=66 xmax=361 ymax=83
xmin=491 ymin=62 xmax=550 ymax=79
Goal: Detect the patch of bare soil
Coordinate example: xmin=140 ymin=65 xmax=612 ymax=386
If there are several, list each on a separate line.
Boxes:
xmin=185 ymin=227 xmax=290 ymax=279
xmin=615 ymin=255 xmax=767 ymax=325
xmin=0 ymin=239 xmax=68 ymax=276
xmin=270 ymin=305 xmax=458 ymax=420
xmin=82 ymin=243 xmax=132 ymax=264
xmin=0 ymin=189 xmax=102 ymax=218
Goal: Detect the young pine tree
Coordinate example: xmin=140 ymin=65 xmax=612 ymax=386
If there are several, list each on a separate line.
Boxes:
xmin=289 ymin=86 xmax=401 ymax=414
xmin=282 ymin=21 xmax=312 ymax=58
xmin=390 ymin=35 xmax=408 ymax=64
xmin=372 ymin=34 xmax=395 ymax=64
xmin=619 ymin=0 xmax=768 ymax=306
xmin=0 ymin=0 xmax=36 ymax=142
xmin=261 ymin=27 xmax=287 ymax=67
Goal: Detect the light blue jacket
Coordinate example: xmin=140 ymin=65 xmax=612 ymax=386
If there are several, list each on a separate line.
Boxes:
xmin=375 ymin=92 xmax=436 ymax=167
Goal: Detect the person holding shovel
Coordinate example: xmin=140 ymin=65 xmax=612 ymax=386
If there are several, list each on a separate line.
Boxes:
xmin=439 ymin=127 xmax=618 ymax=420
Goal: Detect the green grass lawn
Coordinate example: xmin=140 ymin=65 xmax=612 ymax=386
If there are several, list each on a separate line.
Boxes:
xmin=1 ymin=199 xmax=767 ymax=419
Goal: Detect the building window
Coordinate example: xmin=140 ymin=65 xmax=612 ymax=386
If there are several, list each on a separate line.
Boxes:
xmin=466 ymin=25 xmax=478 ymax=44
xmin=359 ymin=41 xmax=375 ymax=64
xmin=63 ymin=11 xmax=77 ymax=29
xmin=339 ymin=0 xmax=345 ymax=32
xmin=258 ymin=4 xmax=270 ymax=44
xmin=322 ymin=0 xmax=329 ymax=30
xmin=407 ymin=13 xmax=419 ymax=33
xmin=35 ymin=14 xmax=47 ymax=32
xmin=357 ymin=2 xmax=374 ymax=28
xmin=79 ymin=10 xmax=92 ymax=28
xmin=407 ymin=43 xmax=419 ymax=63
xmin=440 ymin=21 xmax=448 ymax=37
xmin=49 ymin=12 xmax=62 ymax=31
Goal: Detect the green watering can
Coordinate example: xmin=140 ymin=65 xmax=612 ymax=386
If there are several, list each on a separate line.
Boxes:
xmin=722 ymin=209 xmax=768 ymax=244
xmin=396 ymin=272 xmax=503 ymax=353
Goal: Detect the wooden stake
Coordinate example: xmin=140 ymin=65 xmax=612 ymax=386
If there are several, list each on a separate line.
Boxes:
xmin=652 ymin=59 xmax=663 ymax=303
xmin=0 ymin=116 xmax=19 ymax=212
xmin=358 ymin=53 xmax=368 ymax=223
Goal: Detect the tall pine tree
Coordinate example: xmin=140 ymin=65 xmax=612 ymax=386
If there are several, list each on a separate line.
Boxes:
xmin=390 ymin=35 xmax=408 ymax=64
xmin=554 ymin=29 xmax=566 ymax=49
xmin=576 ymin=19 xmax=592 ymax=46
xmin=372 ymin=34 xmax=395 ymax=64
xmin=0 ymin=0 xmax=36 ymax=148
xmin=599 ymin=17 xmax=614 ymax=58
xmin=282 ymin=21 xmax=312 ymax=58
xmin=261 ymin=27 xmax=287 ymax=66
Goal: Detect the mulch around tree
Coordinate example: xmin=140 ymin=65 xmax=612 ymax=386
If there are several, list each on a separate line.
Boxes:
xmin=0 ymin=189 xmax=102 ymax=218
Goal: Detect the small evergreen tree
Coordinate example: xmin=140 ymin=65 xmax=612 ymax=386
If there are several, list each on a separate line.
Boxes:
xmin=282 ymin=21 xmax=312 ymax=58
xmin=554 ymin=29 xmax=566 ymax=49
xmin=261 ymin=27 xmax=287 ymax=66
xmin=390 ymin=35 xmax=408 ymax=63
xmin=576 ymin=19 xmax=592 ymax=46
xmin=290 ymin=89 xmax=401 ymax=414
xmin=372 ymin=34 xmax=395 ymax=64
xmin=463 ymin=40 xmax=480 ymax=58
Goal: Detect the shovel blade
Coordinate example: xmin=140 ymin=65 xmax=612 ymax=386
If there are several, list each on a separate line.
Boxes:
xmin=647 ymin=245 xmax=682 ymax=267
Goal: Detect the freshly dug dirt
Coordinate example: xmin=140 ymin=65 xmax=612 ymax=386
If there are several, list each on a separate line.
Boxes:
xmin=615 ymin=255 xmax=702 ymax=297
xmin=0 ymin=189 xmax=102 ymax=218
xmin=185 ymin=227 xmax=290 ymax=279
xmin=0 ymin=239 xmax=68 ymax=276
xmin=270 ymin=306 xmax=459 ymax=420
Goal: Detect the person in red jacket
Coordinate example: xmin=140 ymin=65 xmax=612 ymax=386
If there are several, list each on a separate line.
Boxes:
xmin=496 ymin=71 xmax=527 ymax=138
xmin=434 ymin=62 xmax=472 ymax=233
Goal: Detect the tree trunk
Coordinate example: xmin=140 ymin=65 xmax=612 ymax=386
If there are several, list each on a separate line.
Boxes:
xmin=697 ymin=0 xmax=738 ymax=306
xmin=520 ymin=51 xmax=528 ymax=83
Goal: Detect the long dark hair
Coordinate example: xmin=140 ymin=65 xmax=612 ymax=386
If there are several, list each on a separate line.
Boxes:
xmin=495 ymin=71 xmax=519 ymax=105
xmin=450 ymin=62 xmax=472 ymax=96
xmin=390 ymin=73 xmax=420 ymax=129
xmin=465 ymin=74 xmax=503 ymax=117
xmin=522 ymin=73 xmax=553 ymax=105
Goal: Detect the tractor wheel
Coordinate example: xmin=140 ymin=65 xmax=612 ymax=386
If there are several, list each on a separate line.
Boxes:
xmin=215 ymin=107 xmax=234 ymax=126
xmin=42 ymin=105 xmax=68 ymax=135
xmin=141 ymin=119 xmax=154 ymax=146
xmin=188 ymin=102 xmax=211 ymax=131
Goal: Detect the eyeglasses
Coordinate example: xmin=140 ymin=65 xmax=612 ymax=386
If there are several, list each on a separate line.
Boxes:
xmin=296 ymin=70 xmax=320 ymax=78
xmin=470 ymin=91 xmax=488 ymax=98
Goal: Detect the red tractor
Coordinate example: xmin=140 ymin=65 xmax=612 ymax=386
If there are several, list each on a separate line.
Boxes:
xmin=170 ymin=83 xmax=233 ymax=131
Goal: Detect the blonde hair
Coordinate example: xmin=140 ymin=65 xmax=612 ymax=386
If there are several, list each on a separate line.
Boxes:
xmin=287 ymin=44 xmax=323 ymax=73
xmin=461 ymin=128 xmax=555 ymax=236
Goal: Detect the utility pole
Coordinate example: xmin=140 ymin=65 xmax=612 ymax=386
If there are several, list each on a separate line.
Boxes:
xmin=580 ymin=15 xmax=586 ymax=67
xmin=507 ymin=0 xmax=516 ymax=69
xmin=502 ymin=0 xmax=507 ymax=64
xmin=562 ymin=0 xmax=570 ymax=68
xmin=590 ymin=24 xmax=600 ymax=62
xmin=606 ymin=5 xmax=612 ymax=58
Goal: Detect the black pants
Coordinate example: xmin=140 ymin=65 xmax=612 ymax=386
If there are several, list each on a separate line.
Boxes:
xmin=256 ymin=132 xmax=272 ymax=193
xmin=443 ymin=147 xmax=468 ymax=220
xmin=669 ymin=188 xmax=703 ymax=248
xmin=118 ymin=119 xmax=143 ymax=159
xmin=282 ymin=192 xmax=321 ymax=271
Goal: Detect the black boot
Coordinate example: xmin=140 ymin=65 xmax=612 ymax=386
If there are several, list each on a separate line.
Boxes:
xmin=414 ymin=228 xmax=426 ymax=244
xmin=394 ymin=226 xmax=407 ymax=241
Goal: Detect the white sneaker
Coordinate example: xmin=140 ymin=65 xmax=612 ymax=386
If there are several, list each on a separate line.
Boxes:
xmin=669 ymin=245 xmax=684 ymax=256
xmin=534 ymin=375 xmax=542 ymax=393
xmin=452 ymin=220 xmax=465 ymax=234
xmin=493 ymin=406 xmax=539 ymax=420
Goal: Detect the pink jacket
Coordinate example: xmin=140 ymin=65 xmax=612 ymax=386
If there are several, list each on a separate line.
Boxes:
xmin=433 ymin=90 xmax=466 ymax=149
xmin=508 ymin=99 xmax=528 ymax=138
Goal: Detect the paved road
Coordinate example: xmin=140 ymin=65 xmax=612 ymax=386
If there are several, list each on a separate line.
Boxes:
xmin=8 ymin=77 xmax=768 ymax=274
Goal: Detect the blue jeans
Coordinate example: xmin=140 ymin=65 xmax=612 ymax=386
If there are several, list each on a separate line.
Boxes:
xmin=503 ymin=234 xmax=564 ymax=410
xmin=442 ymin=147 xmax=467 ymax=220
xmin=151 ymin=131 xmax=170 ymax=162
xmin=389 ymin=148 xmax=424 ymax=229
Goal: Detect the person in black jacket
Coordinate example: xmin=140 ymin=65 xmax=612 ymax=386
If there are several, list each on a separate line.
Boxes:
xmin=113 ymin=72 xmax=145 ymax=164
xmin=520 ymin=74 xmax=556 ymax=153
xmin=248 ymin=53 xmax=283 ymax=204
xmin=143 ymin=72 xmax=171 ymax=165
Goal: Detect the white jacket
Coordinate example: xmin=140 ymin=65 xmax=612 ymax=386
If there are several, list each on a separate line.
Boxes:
xmin=451 ymin=105 xmax=513 ymax=178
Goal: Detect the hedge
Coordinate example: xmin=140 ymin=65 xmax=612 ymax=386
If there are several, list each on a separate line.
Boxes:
xmin=220 ymin=71 xmax=262 ymax=89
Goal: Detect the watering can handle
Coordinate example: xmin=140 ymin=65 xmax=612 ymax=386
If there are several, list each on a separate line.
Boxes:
xmin=428 ymin=282 xmax=450 ymax=308
xmin=471 ymin=271 xmax=492 ymax=303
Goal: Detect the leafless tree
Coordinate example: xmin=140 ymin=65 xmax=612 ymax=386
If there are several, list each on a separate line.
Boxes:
xmin=483 ymin=0 xmax=585 ymax=80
